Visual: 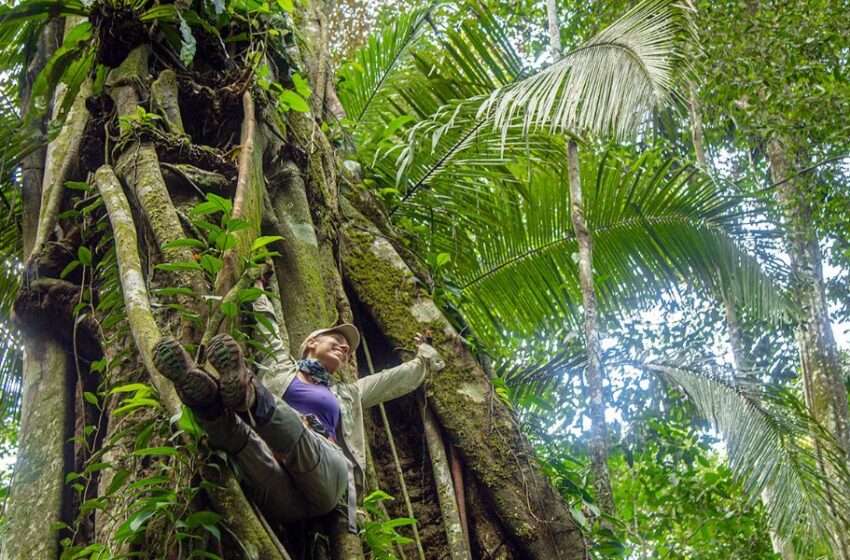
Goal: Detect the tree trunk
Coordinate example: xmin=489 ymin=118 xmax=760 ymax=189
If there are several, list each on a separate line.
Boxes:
xmin=4 ymin=2 xmax=586 ymax=559
xmin=566 ymin=139 xmax=615 ymax=516
xmin=544 ymin=0 xmax=613 ymax=520
xmin=767 ymin=136 xmax=850 ymax=560
xmin=690 ymin=79 xmax=797 ymax=560
xmin=340 ymin=197 xmax=585 ymax=559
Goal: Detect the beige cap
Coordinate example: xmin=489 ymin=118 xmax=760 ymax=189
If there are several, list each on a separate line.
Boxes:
xmin=298 ymin=324 xmax=361 ymax=358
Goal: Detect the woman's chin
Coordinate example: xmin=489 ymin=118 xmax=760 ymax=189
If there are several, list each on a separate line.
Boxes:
xmin=318 ymin=357 xmax=340 ymax=373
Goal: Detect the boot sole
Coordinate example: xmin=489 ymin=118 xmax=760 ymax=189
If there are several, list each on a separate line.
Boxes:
xmin=152 ymin=338 xmax=193 ymax=384
xmin=153 ymin=338 xmax=218 ymax=407
xmin=207 ymin=334 xmax=251 ymax=410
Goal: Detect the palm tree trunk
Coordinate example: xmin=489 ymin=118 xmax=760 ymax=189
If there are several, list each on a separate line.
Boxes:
xmin=546 ymin=0 xmax=614 ymax=519
xmin=767 ymin=136 xmax=850 ymax=560
xmin=566 ymin=139 xmax=615 ymax=516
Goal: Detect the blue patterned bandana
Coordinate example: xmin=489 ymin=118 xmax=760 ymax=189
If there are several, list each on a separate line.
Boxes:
xmin=298 ymin=358 xmax=331 ymax=386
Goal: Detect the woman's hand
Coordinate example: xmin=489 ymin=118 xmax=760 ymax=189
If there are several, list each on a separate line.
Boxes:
xmin=414 ymin=332 xmax=445 ymax=372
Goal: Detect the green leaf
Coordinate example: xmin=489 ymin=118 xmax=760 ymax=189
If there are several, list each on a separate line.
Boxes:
xmin=114 ymin=399 xmax=162 ymax=416
xmin=116 ymin=508 xmax=155 ymax=541
xmin=106 ymin=469 xmax=132 ymax=495
xmin=236 ymin=287 xmax=265 ymax=304
xmin=220 ymin=301 xmax=238 ymax=320
xmin=185 ymin=510 xmax=222 ymax=529
xmin=140 ymin=4 xmax=179 ymax=22
xmin=60 ymin=260 xmax=81 ymax=279
xmin=83 ymin=391 xmax=99 ymax=405
xmin=292 ymin=72 xmax=311 ymax=98
xmin=83 ymin=462 xmax=112 ymax=474
xmin=155 ymin=261 xmax=204 ymax=272
xmin=127 ymin=475 xmax=171 ymax=491
xmin=162 ymin=238 xmax=206 ymax=250
xmin=66 ymin=181 xmax=90 ymax=191
xmin=109 ymin=383 xmax=151 ymax=394
xmin=199 ymin=254 xmax=223 ymax=277
xmin=278 ymin=90 xmax=311 ymax=113
xmin=251 ymin=235 xmax=283 ymax=251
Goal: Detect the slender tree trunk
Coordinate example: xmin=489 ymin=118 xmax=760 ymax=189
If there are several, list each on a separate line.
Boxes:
xmin=545 ymin=0 xmax=561 ymax=62
xmin=566 ymin=139 xmax=615 ymax=515
xmin=4 ymin=20 xmax=77 ymax=559
xmin=767 ymin=136 xmax=850 ymax=560
xmin=545 ymin=0 xmax=614 ymax=518
xmin=690 ymin=82 xmax=797 ymax=560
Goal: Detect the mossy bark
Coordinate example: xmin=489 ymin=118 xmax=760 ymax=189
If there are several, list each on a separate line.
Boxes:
xmin=340 ymin=203 xmax=585 ymax=560
xmin=151 ymin=70 xmax=186 ymax=136
xmin=265 ymin=158 xmax=334 ymax=343
xmin=768 ymin=137 xmax=850 ymax=560
xmin=108 ymin=46 xmax=209 ymax=344
xmin=0 ymin=335 xmax=70 ymax=560
xmin=420 ymin=394 xmax=471 ymax=560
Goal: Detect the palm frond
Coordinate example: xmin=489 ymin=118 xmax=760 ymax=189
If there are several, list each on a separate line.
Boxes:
xmin=478 ymin=0 xmax=696 ymax=142
xmin=430 ymin=149 xmax=789 ymax=349
xmin=343 ymin=1 xmax=527 ymax=204
xmin=336 ymin=5 xmax=433 ymax=132
xmin=643 ymin=358 xmax=850 ymax=557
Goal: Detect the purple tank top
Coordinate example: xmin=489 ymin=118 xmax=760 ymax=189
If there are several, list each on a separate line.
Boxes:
xmin=283 ymin=376 xmax=341 ymax=439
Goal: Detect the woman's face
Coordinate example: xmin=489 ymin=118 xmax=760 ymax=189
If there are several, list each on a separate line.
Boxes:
xmin=304 ymin=333 xmax=350 ymax=372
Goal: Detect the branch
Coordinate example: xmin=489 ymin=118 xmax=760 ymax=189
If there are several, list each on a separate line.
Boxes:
xmin=419 ymin=391 xmax=472 ymax=560
xmin=232 ymin=91 xmax=256 ymax=220
xmin=214 ymin=90 xmax=256 ymax=299
xmin=92 ymin=165 xmax=180 ymax=415
xmin=30 ymin=77 xmax=93 ymax=260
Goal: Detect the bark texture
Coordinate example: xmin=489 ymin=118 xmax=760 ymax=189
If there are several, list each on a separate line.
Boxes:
xmin=566 ymin=139 xmax=615 ymax=516
xmin=341 ymin=200 xmax=585 ymax=559
xmin=0 ymin=336 xmax=70 ymax=560
xmin=767 ymin=136 xmax=850 ymax=560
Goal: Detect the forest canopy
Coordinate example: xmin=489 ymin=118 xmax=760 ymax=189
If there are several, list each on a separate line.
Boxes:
xmin=0 ymin=0 xmax=849 ymax=559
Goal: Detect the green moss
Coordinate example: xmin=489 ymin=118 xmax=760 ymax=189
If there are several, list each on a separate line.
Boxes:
xmin=342 ymin=224 xmax=522 ymax=489
xmin=269 ymin=166 xmax=333 ymax=344
xmin=4 ymin=338 xmax=69 ymax=560
xmin=106 ymin=45 xmax=150 ymax=87
xmin=151 ymin=70 xmax=185 ymax=135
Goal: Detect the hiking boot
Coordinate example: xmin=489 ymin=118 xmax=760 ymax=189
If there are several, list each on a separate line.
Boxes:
xmin=206 ymin=334 xmax=255 ymax=411
xmin=152 ymin=337 xmax=219 ymax=408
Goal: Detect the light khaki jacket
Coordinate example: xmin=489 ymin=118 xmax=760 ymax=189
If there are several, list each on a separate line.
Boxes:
xmin=262 ymin=350 xmax=441 ymax=491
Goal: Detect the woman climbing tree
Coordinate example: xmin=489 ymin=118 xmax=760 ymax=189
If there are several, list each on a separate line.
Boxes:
xmin=152 ymin=282 xmax=445 ymax=535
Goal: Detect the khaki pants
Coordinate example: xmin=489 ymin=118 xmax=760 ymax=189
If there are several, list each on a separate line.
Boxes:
xmin=198 ymin=387 xmax=348 ymax=525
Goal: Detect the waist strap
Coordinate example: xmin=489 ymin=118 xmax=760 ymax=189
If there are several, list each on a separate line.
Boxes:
xmin=346 ymin=458 xmax=357 ymax=534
